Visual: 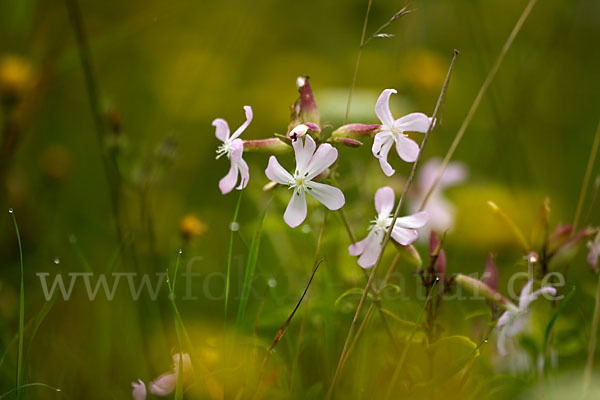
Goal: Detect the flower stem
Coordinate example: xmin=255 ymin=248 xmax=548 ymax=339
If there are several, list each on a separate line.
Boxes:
xmin=419 ymin=0 xmax=538 ymax=211
xmin=583 ymin=272 xmax=600 ymax=396
xmin=328 ymin=49 xmax=459 ymax=398
xmin=573 ymin=118 xmax=600 ymax=231
xmin=225 ymin=190 xmax=244 ymax=321
xmin=9 ymin=210 xmax=24 ymax=400
xmin=343 ymin=0 xmax=373 ymax=125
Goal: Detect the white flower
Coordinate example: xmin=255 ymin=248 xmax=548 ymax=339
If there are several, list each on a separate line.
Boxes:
xmin=213 ymin=105 xmax=252 ymax=194
xmin=265 ymin=133 xmax=345 ymax=228
xmin=348 ymin=186 xmax=428 ymax=268
xmin=149 ymin=353 xmax=193 ymax=396
xmin=131 ymin=379 xmax=146 ymax=400
xmin=587 ymin=231 xmax=600 ymax=271
xmin=409 ymin=157 xmax=467 ymax=233
xmin=496 ymin=280 xmax=556 ymax=355
xmin=372 ymin=89 xmax=432 ymax=176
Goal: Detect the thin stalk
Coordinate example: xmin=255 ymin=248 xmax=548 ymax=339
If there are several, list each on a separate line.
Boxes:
xmin=383 ymin=281 xmax=438 ymax=400
xmin=225 ymin=190 xmax=243 ymax=320
xmin=420 ymin=0 xmax=538 ymax=211
xmin=573 ymin=118 xmax=600 ymax=231
xmin=343 ymin=0 xmax=373 ymax=125
xmin=63 ymin=0 xmax=125 ymax=247
xmin=9 ymin=210 xmax=24 ymax=399
xmin=328 ymin=50 xmax=459 ymax=398
xmin=583 ymin=273 xmax=600 ymax=397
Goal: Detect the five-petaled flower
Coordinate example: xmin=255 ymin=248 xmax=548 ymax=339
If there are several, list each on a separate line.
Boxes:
xmin=372 ymin=89 xmax=433 ymax=176
xmin=348 ymin=186 xmax=428 ymax=268
xmin=265 ymin=133 xmax=345 ymax=228
xmin=214 ymin=105 xmax=253 ymax=194
xmin=496 ymin=280 xmax=556 ymax=355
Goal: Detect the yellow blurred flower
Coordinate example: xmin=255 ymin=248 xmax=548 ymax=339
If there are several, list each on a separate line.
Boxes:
xmin=0 ymin=55 xmax=33 ymax=104
xmin=179 ymin=213 xmax=208 ymax=241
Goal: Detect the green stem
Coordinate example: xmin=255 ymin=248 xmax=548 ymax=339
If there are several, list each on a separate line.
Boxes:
xmin=225 ymin=190 xmax=244 ymax=320
xmin=9 ymin=210 xmax=24 ymax=399
xmin=573 ymin=118 xmax=600 ymax=231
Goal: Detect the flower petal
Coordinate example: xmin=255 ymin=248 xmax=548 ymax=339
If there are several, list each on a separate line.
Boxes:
xmin=132 ymin=379 xmax=147 ymax=400
xmin=219 ymin=163 xmax=238 ymax=195
xmin=265 ymin=156 xmax=292 ymax=185
xmin=348 ymin=236 xmax=369 ymax=256
xmin=230 ymin=105 xmax=253 ymax=140
xmin=372 ymin=133 xmax=395 ymax=176
xmin=375 ymin=186 xmax=395 ymax=216
xmin=230 ymin=138 xmax=244 ymax=162
xmin=306 ymin=181 xmax=345 ymax=210
xmin=149 ymin=373 xmax=177 ymax=396
xmin=394 ymin=112 xmax=432 ymax=133
xmin=235 ymin=158 xmax=249 ymax=190
xmin=394 ymin=211 xmax=428 ymax=229
xmin=284 ymin=190 xmax=307 ymax=228
xmin=212 ymin=118 xmax=230 ymax=142
xmin=358 ymin=230 xmax=384 ymax=268
xmin=306 ymin=143 xmax=338 ymax=179
xmin=518 ymin=280 xmax=534 ymax=309
xmin=391 ymin=226 xmax=419 ymax=246
xmin=293 ymin=135 xmax=316 ymax=175
xmin=375 ymin=89 xmax=397 ymax=128
xmin=395 ymin=134 xmax=420 ymax=163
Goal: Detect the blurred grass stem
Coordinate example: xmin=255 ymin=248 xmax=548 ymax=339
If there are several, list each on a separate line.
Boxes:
xmin=419 ymin=0 xmax=538 ymax=211
xmin=573 ymin=118 xmax=600 ymax=231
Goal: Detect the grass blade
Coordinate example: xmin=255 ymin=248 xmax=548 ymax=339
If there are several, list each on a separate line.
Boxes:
xmin=236 ymin=198 xmax=272 ymax=328
xmin=9 ymin=209 xmax=25 ymax=399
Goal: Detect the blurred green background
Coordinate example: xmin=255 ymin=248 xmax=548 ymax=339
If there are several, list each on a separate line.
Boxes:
xmin=0 ymin=0 xmax=599 ymax=398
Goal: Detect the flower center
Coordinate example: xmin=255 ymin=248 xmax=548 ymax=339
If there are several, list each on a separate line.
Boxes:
xmin=369 ymin=213 xmax=392 ymax=234
xmin=288 ymin=170 xmax=310 ymax=193
xmin=216 ymin=141 xmax=233 ymax=159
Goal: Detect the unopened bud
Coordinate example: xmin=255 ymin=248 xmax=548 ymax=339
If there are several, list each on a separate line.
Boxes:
xmin=483 ymin=253 xmax=498 ymax=292
xmin=290 ymin=76 xmax=320 ymax=128
xmin=243 ymin=138 xmax=291 ymax=153
xmin=393 ymin=243 xmax=422 ymax=268
xmin=455 ymin=274 xmax=517 ymax=312
xmin=331 ymin=137 xmax=363 ymax=148
xmin=332 ymin=124 xmax=381 ymax=139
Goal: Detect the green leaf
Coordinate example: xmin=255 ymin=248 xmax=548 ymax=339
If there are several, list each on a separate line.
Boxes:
xmin=236 ymin=197 xmax=272 ymax=328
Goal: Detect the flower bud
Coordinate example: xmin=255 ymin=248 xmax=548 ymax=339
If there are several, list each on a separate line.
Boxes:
xmin=455 ymin=274 xmax=517 ymax=312
xmin=549 ymin=226 xmax=596 ymax=269
xmin=243 ymin=138 xmax=291 ymax=153
xmin=548 ymin=223 xmax=573 ymax=254
xmin=331 ymin=137 xmax=363 ymax=148
xmin=289 ymin=76 xmax=320 ymax=130
xmin=332 ymin=124 xmax=381 ymax=139
xmin=429 ymin=231 xmax=446 ymax=281
xmin=393 ymin=243 xmax=422 ymax=268
xmin=483 ymin=253 xmax=498 ymax=292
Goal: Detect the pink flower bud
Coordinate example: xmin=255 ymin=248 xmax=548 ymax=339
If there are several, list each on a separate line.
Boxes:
xmin=242 ymin=138 xmax=291 ymax=153
xmin=332 ymin=123 xmax=381 ymax=139
xmin=483 ymin=253 xmax=498 ymax=292
xmin=331 ymin=137 xmax=363 ymax=148
xmin=429 ymin=231 xmax=446 ymax=281
xmin=290 ymin=76 xmax=320 ymax=127
xmin=455 ymin=274 xmax=517 ymax=311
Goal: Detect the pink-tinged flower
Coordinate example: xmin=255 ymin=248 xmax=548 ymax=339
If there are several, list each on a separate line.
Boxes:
xmin=372 ymin=89 xmax=432 ymax=176
xmin=496 ymin=280 xmax=556 ymax=355
xmin=265 ymin=133 xmax=345 ymax=228
xmin=214 ymin=105 xmax=253 ymax=194
xmin=349 ymin=186 xmax=428 ymax=268
xmin=483 ymin=253 xmax=499 ymax=292
xmin=149 ymin=353 xmax=193 ymax=396
xmin=409 ymin=157 xmax=467 ymax=233
xmin=131 ymin=379 xmax=146 ymax=400
xmin=588 ymin=232 xmax=600 ymax=272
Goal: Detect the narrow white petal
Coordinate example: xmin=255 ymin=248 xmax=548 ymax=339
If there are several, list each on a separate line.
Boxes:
xmin=265 ymin=156 xmax=292 ymax=185
xmin=391 ymin=226 xmax=418 ymax=245
xmin=230 ymin=105 xmax=253 ymax=140
xmin=395 ymin=134 xmax=420 ymax=163
xmin=394 ymin=211 xmax=428 ymax=229
xmin=375 ymin=89 xmax=397 ymax=128
xmin=358 ymin=231 xmax=384 ymax=268
xmin=284 ymin=190 xmax=307 ymax=228
xmin=293 ymin=135 xmax=316 ymax=175
xmin=219 ymin=163 xmax=238 ymax=195
xmin=235 ymin=158 xmax=249 ymax=190
xmin=213 ymin=118 xmax=230 ymax=142
xmin=306 ymin=143 xmax=338 ymax=179
xmin=306 ymin=181 xmax=345 ymax=210
xmin=348 ymin=236 xmax=369 ymax=256
xmin=394 ymin=112 xmax=432 ymax=133
xmin=374 ymin=186 xmax=395 ymax=216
